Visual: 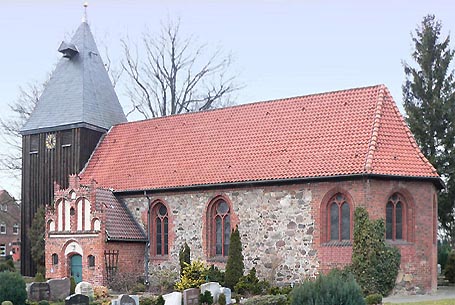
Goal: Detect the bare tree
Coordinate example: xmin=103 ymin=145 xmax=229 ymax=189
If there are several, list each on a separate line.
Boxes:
xmin=0 ymin=83 xmax=43 ymax=178
xmin=121 ymin=19 xmax=239 ymax=119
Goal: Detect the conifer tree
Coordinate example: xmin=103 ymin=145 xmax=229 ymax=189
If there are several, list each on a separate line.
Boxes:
xmin=179 ymin=242 xmax=191 ymax=276
xmin=402 ymin=14 xmax=455 ymax=239
xmin=224 ymin=226 xmax=244 ymax=289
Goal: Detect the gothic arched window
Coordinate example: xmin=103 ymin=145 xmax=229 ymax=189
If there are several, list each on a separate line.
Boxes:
xmin=151 ymin=202 xmax=169 ymax=256
xmin=386 ymin=193 xmax=406 ymax=241
xmin=207 ymin=198 xmax=231 ymax=256
xmin=328 ymin=193 xmax=351 ymax=241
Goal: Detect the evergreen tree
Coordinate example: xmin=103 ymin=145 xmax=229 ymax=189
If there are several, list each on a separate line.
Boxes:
xmin=179 ymin=242 xmax=191 ymax=276
xmin=29 ymin=206 xmax=46 ymax=275
xmin=402 ymin=14 xmax=455 ymax=239
xmin=224 ymin=226 xmax=244 ymax=289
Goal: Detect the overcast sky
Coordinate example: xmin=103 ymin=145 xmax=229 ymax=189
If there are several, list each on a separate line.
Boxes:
xmin=1 ymin=0 xmax=454 ymax=198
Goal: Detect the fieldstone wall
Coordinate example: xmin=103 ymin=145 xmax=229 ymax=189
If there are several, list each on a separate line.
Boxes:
xmin=122 ymin=186 xmax=319 ymax=285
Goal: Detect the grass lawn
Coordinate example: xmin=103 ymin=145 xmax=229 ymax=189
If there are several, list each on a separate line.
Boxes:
xmin=384 ymin=300 xmax=455 ymax=305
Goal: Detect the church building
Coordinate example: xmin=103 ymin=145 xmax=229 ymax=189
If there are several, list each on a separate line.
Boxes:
xmin=21 ymin=19 xmax=442 ymax=293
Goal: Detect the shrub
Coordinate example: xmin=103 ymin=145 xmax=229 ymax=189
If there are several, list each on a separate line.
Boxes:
xmin=207 ymin=265 xmax=224 ymax=285
xmin=108 ymin=272 xmax=140 ymax=293
xmin=444 ymin=250 xmax=455 ymax=283
xmin=179 ymin=242 xmax=191 ymax=276
xmin=0 ymin=272 xmax=27 ymax=305
xmin=438 ymin=240 xmax=451 ymax=271
xmin=224 ymin=226 xmax=244 ymax=289
xmin=235 ymin=267 xmax=269 ymax=296
xmin=350 ymin=207 xmax=401 ymax=296
xmin=218 ymin=293 xmax=226 ymax=305
xmin=139 ymin=296 xmax=156 ymax=305
xmin=364 ymin=294 xmax=382 ymax=305
xmin=0 ymin=259 xmax=15 ymax=272
xmin=93 ymin=286 xmax=110 ymax=300
xmin=269 ymin=285 xmax=293 ymax=296
xmin=243 ymin=295 xmax=287 ymax=305
xmin=156 ymin=295 xmax=165 ymax=305
xmin=149 ymin=269 xmax=178 ymax=293
xmin=38 ymin=300 xmax=50 ymax=305
xmin=291 ymin=271 xmax=365 ymax=305
xmin=35 ymin=272 xmax=46 ymax=282
xmin=175 ymin=260 xmax=209 ymax=291
xmin=199 ymin=290 xmax=213 ymax=305
xmin=70 ymin=276 xmax=76 ymax=294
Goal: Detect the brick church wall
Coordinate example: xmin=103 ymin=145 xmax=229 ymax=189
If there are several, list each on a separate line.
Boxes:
xmin=122 ymin=177 xmax=437 ymax=292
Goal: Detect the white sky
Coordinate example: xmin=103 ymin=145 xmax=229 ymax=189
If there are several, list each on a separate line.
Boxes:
xmin=0 ymin=0 xmax=454 ymax=198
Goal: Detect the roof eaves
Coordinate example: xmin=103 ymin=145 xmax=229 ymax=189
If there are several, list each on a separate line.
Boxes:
xmin=364 ymin=85 xmax=385 ymax=173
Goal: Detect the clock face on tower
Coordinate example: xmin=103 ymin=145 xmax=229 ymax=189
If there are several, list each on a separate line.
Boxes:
xmin=45 ymin=134 xmax=56 ymax=149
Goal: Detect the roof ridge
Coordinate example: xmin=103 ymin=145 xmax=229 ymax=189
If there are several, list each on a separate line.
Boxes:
xmin=113 ymin=84 xmax=386 ymax=128
xmin=386 ymin=88 xmax=439 ymax=176
xmin=364 ymin=85 xmax=386 ymax=173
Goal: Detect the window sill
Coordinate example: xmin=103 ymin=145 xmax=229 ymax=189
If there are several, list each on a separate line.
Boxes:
xmin=206 ymin=256 xmax=228 ymax=263
xmin=150 ymin=256 xmax=169 ymax=261
xmin=321 ymin=240 xmax=352 ymax=247
xmin=386 ymin=240 xmax=413 ymax=246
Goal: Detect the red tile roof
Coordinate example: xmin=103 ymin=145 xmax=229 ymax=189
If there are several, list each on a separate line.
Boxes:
xmin=95 ymin=188 xmax=146 ymax=241
xmin=80 ymin=85 xmax=439 ymax=191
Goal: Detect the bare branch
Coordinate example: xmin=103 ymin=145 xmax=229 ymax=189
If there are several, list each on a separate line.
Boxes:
xmin=121 ymin=18 xmax=240 ymax=119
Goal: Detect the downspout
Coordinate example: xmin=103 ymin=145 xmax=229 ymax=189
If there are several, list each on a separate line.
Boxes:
xmin=144 ymin=191 xmax=151 ymax=286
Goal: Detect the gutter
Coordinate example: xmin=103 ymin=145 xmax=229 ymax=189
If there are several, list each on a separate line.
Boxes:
xmin=113 ymin=173 xmax=444 ymax=196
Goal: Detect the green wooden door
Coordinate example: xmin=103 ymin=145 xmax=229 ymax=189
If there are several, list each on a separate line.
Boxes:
xmin=70 ymin=254 xmax=83 ymax=284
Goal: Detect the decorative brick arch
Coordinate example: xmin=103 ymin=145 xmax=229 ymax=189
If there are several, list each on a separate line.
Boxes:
xmin=383 ymin=188 xmax=415 ymax=242
xmin=320 ymin=188 xmax=355 ymax=244
xmin=203 ymin=194 xmax=238 ymax=258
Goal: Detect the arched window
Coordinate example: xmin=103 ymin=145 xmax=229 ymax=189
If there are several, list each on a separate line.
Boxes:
xmin=386 ymin=193 xmax=406 ymax=241
xmin=328 ymin=193 xmax=351 ymax=241
xmin=207 ymin=198 xmax=231 ymax=256
xmin=151 ymin=202 xmax=169 ymax=256
xmin=88 ymin=255 xmax=95 ymax=268
xmin=52 ymin=253 xmax=58 ymax=265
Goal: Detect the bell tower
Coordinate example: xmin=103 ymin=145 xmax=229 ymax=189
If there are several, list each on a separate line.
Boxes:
xmin=20 ymin=18 xmax=126 ymax=275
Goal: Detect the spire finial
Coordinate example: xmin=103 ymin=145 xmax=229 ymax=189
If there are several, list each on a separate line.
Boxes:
xmin=82 ymin=2 xmax=88 ymax=23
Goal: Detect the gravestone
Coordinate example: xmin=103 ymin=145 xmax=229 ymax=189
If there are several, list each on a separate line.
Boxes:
xmin=200 ymin=282 xmax=221 ymax=303
xmin=28 ymin=282 xmax=50 ymax=301
xmin=163 ymin=291 xmax=182 ymax=305
xmin=48 ymin=278 xmax=71 ymax=301
xmin=120 ymin=294 xmax=138 ymax=305
xmin=65 ymin=294 xmax=89 ymax=305
xmin=183 ymin=288 xmax=200 ymax=305
xmin=75 ymin=282 xmax=94 ymax=299
xmin=219 ymin=287 xmax=232 ymax=305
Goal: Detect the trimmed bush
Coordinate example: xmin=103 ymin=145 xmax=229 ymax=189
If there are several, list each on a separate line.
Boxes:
xmin=207 ymin=265 xmax=224 ymax=285
xmin=291 ymin=270 xmax=365 ymax=305
xmin=139 ymin=296 xmax=155 ymax=305
xmin=235 ymin=267 xmax=269 ymax=296
xmin=38 ymin=300 xmax=50 ymax=305
xmin=218 ymin=293 xmax=226 ymax=305
xmin=0 ymin=272 xmax=27 ymax=305
xmin=350 ymin=207 xmax=401 ymax=296
xmin=175 ymin=260 xmax=209 ymax=291
xmin=243 ymin=295 xmax=287 ymax=305
xmin=198 ymin=290 xmax=213 ymax=305
xmin=224 ymin=226 xmax=244 ymax=289
xmin=365 ymin=294 xmax=382 ymax=305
